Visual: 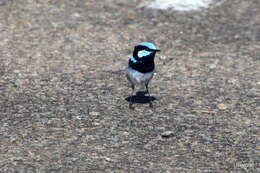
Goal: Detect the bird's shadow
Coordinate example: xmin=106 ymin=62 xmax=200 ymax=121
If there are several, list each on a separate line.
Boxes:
xmin=125 ymin=91 xmax=156 ymax=104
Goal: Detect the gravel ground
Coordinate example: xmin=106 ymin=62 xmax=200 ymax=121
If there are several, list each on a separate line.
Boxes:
xmin=0 ymin=0 xmax=259 ymax=172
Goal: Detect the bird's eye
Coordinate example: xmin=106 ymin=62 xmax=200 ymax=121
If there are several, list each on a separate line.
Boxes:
xmin=138 ymin=50 xmax=152 ymax=58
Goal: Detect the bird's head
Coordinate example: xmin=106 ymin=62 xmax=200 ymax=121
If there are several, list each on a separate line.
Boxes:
xmin=133 ymin=42 xmax=160 ymax=59
xmin=129 ymin=42 xmax=160 ymax=73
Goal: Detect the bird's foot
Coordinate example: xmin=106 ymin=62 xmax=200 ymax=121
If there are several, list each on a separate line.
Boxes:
xmin=129 ymin=103 xmax=134 ymax=110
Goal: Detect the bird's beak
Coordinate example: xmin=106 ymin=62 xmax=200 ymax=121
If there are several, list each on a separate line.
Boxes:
xmin=155 ymin=49 xmax=160 ymax=52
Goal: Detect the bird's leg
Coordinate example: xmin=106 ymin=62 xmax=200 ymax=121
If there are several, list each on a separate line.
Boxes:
xmin=129 ymin=84 xmax=135 ymax=109
xmin=145 ymin=83 xmax=153 ymax=108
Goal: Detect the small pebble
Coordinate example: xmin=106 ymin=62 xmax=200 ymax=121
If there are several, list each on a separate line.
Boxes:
xmin=160 ymin=55 xmax=167 ymax=60
xmin=209 ymin=64 xmax=216 ymax=69
xmin=161 ymin=131 xmax=175 ymax=138
xmin=89 ymin=111 xmax=100 ymax=116
xmin=217 ymin=103 xmax=228 ymax=110
xmin=72 ymin=12 xmax=81 ymax=18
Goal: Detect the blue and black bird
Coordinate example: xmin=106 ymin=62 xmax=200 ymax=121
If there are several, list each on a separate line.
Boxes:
xmin=126 ymin=42 xmax=160 ymax=109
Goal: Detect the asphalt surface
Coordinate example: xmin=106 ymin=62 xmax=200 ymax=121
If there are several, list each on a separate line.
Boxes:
xmin=0 ymin=0 xmax=259 ymax=172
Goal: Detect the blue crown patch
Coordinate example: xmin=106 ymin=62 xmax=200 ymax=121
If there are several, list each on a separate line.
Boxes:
xmin=139 ymin=42 xmax=156 ymax=50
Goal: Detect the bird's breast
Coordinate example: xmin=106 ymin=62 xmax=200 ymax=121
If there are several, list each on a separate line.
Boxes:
xmin=126 ymin=67 xmax=154 ymax=86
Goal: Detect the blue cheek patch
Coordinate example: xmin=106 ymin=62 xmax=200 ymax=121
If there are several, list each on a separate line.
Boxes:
xmin=130 ymin=56 xmax=137 ymax=63
xmin=138 ymin=50 xmax=152 ymax=58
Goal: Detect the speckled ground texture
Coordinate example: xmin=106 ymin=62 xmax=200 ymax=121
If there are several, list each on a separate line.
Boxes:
xmin=0 ymin=0 xmax=259 ymax=172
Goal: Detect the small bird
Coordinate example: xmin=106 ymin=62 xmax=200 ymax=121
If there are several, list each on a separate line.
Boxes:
xmin=126 ymin=42 xmax=160 ymax=109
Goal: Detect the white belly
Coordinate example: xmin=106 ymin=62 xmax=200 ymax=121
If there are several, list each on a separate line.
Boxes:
xmin=126 ymin=67 xmax=154 ymax=86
